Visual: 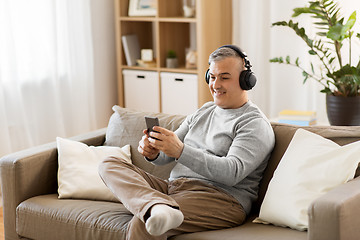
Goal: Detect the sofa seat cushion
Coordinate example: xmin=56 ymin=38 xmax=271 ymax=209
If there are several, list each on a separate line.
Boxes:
xmin=16 ymin=194 xmax=132 ymax=240
xmin=170 ymin=216 xmax=306 ymax=240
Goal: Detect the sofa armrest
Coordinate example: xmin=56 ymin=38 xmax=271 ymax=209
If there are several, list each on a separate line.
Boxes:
xmin=308 ymin=176 xmax=360 ymax=240
xmin=0 ymin=128 xmax=106 ymax=240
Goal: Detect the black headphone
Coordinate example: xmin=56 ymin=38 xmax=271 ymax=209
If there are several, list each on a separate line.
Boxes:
xmin=205 ymin=45 xmax=257 ymax=90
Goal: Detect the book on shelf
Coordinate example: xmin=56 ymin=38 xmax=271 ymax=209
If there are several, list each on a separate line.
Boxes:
xmin=278 ymin=110 xmax=317 ymax=126
xmin=121 ymin=35 xmax=140 ymax=66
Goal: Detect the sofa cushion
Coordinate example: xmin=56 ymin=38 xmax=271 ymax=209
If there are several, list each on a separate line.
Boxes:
xmin=17 ymin=194 xmax=131 ymax=240
xmin=57 ymin=137 xmax=131 ymax=202
xmin=254 ymin=128 xmax=360 ymax=231
xmin=104 ymin=106 xmax=186 ymax=179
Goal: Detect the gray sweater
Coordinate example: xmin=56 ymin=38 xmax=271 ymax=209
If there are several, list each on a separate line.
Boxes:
xmin=152 ymin=101 xmax=275 ymax=215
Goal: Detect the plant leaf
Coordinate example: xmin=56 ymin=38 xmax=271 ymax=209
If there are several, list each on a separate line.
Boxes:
xmin=302 ymin=71 xmax=309 ymax=84
xmin=320 ymin=87 xmax=332 ymax=94
xmin=286 ymin=56 xmax=291 ymax=64
xmin=345 ymin=11 xmax=357 ymax=31
xmin=327 ymin=22 xmax=346 ymax=41
xmin=311 ymin=62 xmax=315 ymax=74
xmin=309 ymin=50 xmax=317 ymax=55
xmin=329 ymin=57 xmax=336 ymax=64
xmin=292 ymin=7 xmax=314 ymax=17
xmin=328 ymin=11 xmax=357 ymax=41
xmin=269 ymin=57 xmax=284 ymax=63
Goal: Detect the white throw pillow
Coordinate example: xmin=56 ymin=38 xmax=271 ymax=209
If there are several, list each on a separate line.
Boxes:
xmin=57 ymin=137 xmax=131 ymax=202
xmin=254 ymin=128 xmax=360 ymax=231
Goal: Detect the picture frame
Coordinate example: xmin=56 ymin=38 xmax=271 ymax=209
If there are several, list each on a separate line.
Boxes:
xmin=128 ymin=0 xmax=157 ymax=17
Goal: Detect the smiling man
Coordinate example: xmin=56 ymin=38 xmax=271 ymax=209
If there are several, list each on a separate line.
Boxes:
xmin=99 ymin=45 xmax=275 ymax=240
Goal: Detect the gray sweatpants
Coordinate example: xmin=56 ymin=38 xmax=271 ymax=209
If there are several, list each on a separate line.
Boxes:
xmin=98 ymin=156 xmax=246 ymax=240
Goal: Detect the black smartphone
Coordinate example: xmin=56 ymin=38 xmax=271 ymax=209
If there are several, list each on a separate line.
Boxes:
xmin=145 ymin=116 xmax=160 ymax=140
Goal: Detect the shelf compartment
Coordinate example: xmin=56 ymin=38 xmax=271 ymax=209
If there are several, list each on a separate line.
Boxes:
xmin=159 ymin=22 xmax=195 ymax=69
xmin=120 ymin=21 xmax=156 ymax=67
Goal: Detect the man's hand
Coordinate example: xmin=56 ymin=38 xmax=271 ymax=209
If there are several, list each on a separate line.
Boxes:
xmin=147 ymin=127 xmax=184 ymax=159
xmin=138 ymin=129 xmax=160 ymax=160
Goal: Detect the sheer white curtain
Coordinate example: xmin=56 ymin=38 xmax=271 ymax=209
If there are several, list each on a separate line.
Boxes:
xmin=233 ymin=0 xmax=360 ymax=123
xmin=0 ymin=0 xmax=97 ymax=157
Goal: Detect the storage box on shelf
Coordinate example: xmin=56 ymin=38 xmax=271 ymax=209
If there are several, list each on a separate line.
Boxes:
xmin=123 ymin=70 xmax=159 ymax=112
xmin=114 ymin=0 xmax=232 ymax=114
xmin=160 ymin=72 xmax=198 ymax=115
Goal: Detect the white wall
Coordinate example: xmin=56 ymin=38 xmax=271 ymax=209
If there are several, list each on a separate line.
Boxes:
xmin=90 ymin=0 xmax=118 ymax=128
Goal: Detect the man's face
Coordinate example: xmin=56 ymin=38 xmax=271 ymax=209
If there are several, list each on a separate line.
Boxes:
xmin=208 ymin=57 xmax=246 ymax=109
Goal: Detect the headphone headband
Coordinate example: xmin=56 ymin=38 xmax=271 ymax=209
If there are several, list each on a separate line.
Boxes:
xmin=219 ymin=45 xmax=252 ymax=70
xmin=219 ymin=45 xmax=246 ymax=58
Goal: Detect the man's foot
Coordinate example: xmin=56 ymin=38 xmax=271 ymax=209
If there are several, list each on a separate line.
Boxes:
xmin=145 ymin=204 xmax=184 ymax=236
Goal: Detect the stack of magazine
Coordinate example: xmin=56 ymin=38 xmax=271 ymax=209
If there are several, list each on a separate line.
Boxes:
xmin=278 ymin=110 xmax=317 ymax=126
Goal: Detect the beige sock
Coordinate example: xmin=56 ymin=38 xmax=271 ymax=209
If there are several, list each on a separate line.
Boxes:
xmin=145 ymin=204 xmax=184 ymax=236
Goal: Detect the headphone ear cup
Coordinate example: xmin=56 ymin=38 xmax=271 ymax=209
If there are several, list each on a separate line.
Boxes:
xmin=239 ymin=70 xmax=257 ymax=90
xmin=205 ymin=69 xmax=210 ymax=84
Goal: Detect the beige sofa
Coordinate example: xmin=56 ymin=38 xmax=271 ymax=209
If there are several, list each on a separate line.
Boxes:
xmin=2 ymin=107 xmax=360 ymax=240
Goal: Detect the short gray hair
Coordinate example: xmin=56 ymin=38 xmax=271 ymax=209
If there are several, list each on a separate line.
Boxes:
xmin=208 ymin=47 xmax=241 ymax=64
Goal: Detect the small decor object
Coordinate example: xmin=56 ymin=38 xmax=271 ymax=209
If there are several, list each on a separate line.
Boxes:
xmin=269 ymin=0 xmax=360 ymax=125
xmin=136 ymin=59 xmax=157 ymax=68
xmin=128 ymin=0 xmax=157 ymax=17
xmin=185 ymin=49 xmax=197 ymax=69
xmin=166 ymin=50 xmax=178 ymax=68
xmin=182 ymin=0 xmax=196 ymax=18
xmin=139 ymin=49 xmax=156 ymax=67
xmin=141 ymin=49 xmax=153 ymax=62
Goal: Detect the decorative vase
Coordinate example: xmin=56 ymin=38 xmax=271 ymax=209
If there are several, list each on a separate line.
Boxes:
xmin=326 ymin=94 xmax=360 ymax=126
xmin=182 ymin=0 xmax=196 ymax=17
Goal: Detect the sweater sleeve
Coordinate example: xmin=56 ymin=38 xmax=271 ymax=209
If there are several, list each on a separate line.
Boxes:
xmin=176 ymin=118 xmax=275 ymax=186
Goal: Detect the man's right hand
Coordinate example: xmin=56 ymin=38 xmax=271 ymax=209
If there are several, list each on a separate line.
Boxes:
xmin=138 ymin=129 xmax=160 ymax=160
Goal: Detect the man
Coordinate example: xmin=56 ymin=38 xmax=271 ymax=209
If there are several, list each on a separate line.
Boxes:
xmin=99 ymin=45 xmax=275 ymax=239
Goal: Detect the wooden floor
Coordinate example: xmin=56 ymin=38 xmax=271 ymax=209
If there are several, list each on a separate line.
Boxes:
xmin=0 ymin=208 xmax=4 ymax=240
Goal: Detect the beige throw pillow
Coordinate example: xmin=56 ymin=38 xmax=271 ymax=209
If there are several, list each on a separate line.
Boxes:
xmin=57 ymin=137 xmax=131 ymax=202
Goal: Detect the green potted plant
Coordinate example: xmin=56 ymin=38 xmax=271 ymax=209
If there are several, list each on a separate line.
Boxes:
xmin=166 ymin=50 xmax=178 ymax=68
xmin=270 ymin=0 xmax=360 ymax=126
